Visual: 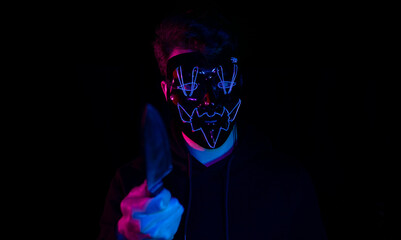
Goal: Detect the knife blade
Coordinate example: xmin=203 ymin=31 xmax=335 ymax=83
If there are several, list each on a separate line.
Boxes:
xmin=142 ymin=103 xmax=173 ymax=196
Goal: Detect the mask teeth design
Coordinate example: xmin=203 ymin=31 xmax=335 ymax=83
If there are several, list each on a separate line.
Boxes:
xmin=194 ymin=107 xmax=229 ymax=119
xmin=177 ymin=99 xmax=241 ymax=148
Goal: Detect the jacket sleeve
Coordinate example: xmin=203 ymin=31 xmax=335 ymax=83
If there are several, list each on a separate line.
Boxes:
xmin=97 ymin=160 xmax=146 ymax=240
xmin=288 ymin=168 xmax=328 ymax=240
xmin=97 ymin=171 xmax=125 ymax=240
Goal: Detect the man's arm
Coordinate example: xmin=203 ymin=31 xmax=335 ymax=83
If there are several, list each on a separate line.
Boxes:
xmin=98 ymin=170 xmax=127 ymax=240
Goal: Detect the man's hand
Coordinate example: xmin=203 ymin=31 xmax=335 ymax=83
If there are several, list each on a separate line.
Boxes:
xmin=118 ymin=180 xmax=184 ymax=240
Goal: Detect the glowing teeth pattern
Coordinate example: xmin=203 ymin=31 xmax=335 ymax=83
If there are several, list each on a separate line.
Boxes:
xmin=177 ymin=99 xmax=241 ymax=148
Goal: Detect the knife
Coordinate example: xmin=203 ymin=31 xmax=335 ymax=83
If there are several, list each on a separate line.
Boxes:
xmin=141 ymin=103 xmax=173 ymax=196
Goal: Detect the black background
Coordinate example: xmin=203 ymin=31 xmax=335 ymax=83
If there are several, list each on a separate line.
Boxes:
xmin=63 ymin=2 xmax=387 ymax=239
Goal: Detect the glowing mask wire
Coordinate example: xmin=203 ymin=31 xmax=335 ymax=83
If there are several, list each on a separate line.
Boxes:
xmin=176 ymin=66 xmax=199 ymax=97
xmin=177 ymin=99 xmax=242 ymax=148
xmin=216 ymin=63 xmax=238 ymax=95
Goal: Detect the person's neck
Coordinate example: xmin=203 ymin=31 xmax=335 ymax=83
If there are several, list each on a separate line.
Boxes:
xmin=182 ymin=125 xmax=237 ymax=167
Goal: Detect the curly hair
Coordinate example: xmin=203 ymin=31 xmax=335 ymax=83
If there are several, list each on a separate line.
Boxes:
xmin=153 ymin=10 xmax=238 ymax=78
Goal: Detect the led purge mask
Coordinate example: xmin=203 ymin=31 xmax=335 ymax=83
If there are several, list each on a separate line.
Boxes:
xmin=164 ymin=52 xmax=242 ymax=149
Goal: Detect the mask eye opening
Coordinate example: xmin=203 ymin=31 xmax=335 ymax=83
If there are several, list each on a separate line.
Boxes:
xmin=175 ymin=66 xmax=199 ymax=97
xmin=216 ymin=62 xmax=238 ymax=94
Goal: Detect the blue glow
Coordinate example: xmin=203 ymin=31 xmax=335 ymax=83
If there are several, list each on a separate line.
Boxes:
xmin=216 ymin=66 xmax=227 ymax=94
xmin=218 ymin=81 xmax=236 ymax=89
xmin=175 ymin=66 xmax=199 ymax=97
xmin=182 ymin=125 xmax=237 ymax=166
xmin=228 ymin=99 xmax=241 ymax=122
xmin=177 ymin=104 xmax=192 ymax=123
xmin=177 ymin=99 xmax=242 ymax=148
xmin=216 ymin=64 xmax=238 ymax=94
xmin=175 ymin=62 xmax=238 ymax=96
xmin=191 ymin=66 xmax=198 ymax=96
xmin=228 ymin=64 xmax=238 ymax=93
xmin=178 ymin=83 xmax=198 ymax=91
xmin=175 ymin=66 xmax=186 ymax=96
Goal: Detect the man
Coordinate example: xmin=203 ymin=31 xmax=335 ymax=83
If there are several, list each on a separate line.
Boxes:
xmin=98 ymin=10 xmax=327 ymax=240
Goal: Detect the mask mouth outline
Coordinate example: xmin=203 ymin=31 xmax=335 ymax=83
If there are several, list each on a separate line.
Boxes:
xmin=177 ymin=99 xmax=241 ymax=148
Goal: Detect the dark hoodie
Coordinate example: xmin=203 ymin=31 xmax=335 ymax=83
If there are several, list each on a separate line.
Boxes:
xmin=97 ymin=123 xmax=327 ymax=240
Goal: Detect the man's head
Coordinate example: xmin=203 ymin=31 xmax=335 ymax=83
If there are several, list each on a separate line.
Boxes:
xmin=153 ymin=11 xmax=242 ymax=149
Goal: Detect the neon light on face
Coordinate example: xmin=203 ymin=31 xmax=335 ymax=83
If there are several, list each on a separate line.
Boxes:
xmin=175 ymin=66 xmax=199 ymax=97
xmin=166 ymin=52 xmax=242 ymax=149
xmin=216 ymin=62 xmax=238 ymax=95
xmin=177 ymin=99 xmax=241 ymax=148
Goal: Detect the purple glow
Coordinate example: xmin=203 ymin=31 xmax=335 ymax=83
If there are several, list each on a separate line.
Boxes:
xmin=181 ymin=125 xmax=237 ymax=167
xmin=182 ymin=131 xmax=205 ymax=151
xmin=203 ymin=146 xmax=234 ymax=167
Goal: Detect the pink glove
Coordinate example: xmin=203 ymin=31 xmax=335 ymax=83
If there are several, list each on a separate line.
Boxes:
xmin=118 ymin=180 xmax=184 ymax=240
